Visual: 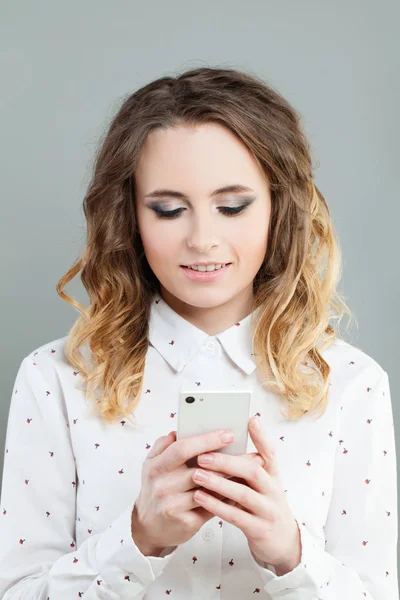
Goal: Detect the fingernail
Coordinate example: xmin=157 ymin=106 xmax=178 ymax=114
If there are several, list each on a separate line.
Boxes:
xmin=252 ymin=418 xmax=261 ymax=430
xmin=198 ymin=453 xmax=214 ymax=464
xmin=194 ymin=469 xmax=209 ymax=482
xmin=220 ymin=431 xmax=234 ymax=443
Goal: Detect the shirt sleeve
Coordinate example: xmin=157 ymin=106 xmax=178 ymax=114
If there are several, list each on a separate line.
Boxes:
xmin=249 ymin=365 xmax=399 ymax=599
xmin=0 ymin=356 xmax=178 ymax=599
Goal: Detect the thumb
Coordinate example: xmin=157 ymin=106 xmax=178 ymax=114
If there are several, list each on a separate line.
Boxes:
xmin=146 ymin=430 xmax=176 ymax=459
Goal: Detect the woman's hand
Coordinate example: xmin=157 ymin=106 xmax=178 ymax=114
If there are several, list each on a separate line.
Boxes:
xmin=131 ymin=428 xmax=264 ymax=558
xmin=191 ymin=416 xmax=302 ymax=575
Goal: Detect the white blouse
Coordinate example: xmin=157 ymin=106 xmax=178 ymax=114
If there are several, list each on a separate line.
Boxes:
xmin=0 ymin=295 xmax=398 ymax=599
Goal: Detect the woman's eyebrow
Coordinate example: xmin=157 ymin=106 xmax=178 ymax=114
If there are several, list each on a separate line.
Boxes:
xmin=144 ymin=184 xmax=255 ymax=200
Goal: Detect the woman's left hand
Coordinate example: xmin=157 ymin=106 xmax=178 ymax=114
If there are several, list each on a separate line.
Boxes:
xmin=192 ymin=416 xmax=302 ymax=575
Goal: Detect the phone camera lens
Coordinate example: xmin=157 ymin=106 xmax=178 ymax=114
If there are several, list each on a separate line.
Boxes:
xmin=185 ymin=396 xmax=195 ymax=404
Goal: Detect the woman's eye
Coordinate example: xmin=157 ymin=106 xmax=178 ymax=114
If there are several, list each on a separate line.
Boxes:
xmin=153 ymin=207 xmax=185 ymax=219
xmin=218 ymin=205 xmax=247 ymax=216
xmin=152 ymin=202 xmax=250 ymax=219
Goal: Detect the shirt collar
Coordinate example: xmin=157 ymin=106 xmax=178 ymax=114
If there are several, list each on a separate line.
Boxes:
xmin=148 ymin=296 xmax=259 ymax=375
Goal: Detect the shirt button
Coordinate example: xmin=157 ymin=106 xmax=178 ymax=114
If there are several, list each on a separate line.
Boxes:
xmin=205 ymin=340 xmax=215 ymax=351
xmin=202 ymin=528 xmax=214 ymax=541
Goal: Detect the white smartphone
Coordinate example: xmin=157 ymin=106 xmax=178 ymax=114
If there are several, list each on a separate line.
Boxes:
xmin=177 ymin=389 xmax=251 ymax=469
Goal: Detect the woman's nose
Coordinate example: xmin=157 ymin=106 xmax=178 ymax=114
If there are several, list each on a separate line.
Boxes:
xmin=186 ymin=217 xmax=219 ymax=252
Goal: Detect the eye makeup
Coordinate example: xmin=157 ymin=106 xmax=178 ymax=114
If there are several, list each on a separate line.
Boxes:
xmin=148 ymin=198 xmax=255 ymax=219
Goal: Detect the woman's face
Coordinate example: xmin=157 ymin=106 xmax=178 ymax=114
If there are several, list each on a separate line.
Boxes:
xmin=134 ymin=122 xmax=271 ymax=319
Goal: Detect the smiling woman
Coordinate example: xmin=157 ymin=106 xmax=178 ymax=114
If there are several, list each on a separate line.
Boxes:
xmin=134 ymin=122 xmax=271 ymax=317
xmin=0 ymin=66 xmax=397 ymax=600
xmin=56 ymin=69 xmax=351 ymax=426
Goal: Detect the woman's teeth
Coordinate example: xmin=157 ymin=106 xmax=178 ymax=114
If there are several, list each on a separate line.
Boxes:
xmin=186 ymin=263 xmax=227 ymax=272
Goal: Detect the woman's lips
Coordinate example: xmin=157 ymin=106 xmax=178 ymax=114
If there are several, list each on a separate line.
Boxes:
xmin=180 ymin=263 xmax=232 ymax=282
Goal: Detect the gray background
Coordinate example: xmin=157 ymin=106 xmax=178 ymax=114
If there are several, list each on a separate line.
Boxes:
xmin=1 ymin=0 xmax=399 ymax=574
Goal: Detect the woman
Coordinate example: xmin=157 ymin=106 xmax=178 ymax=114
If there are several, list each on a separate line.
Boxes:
xmin=0 ymin=67 xmax=397 ymax=599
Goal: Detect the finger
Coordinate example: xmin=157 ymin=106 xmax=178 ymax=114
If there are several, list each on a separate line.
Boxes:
xmin=156 ymin=429 xmax=234 ymax=474
xmin=197 ymin=452 xmax=270 ymax=493
xmin=159 ymin=487 xmax=222 ymax=524
xmin=248 ymin=417 xmax=280 ymax=478
xmin=247 ymin=452 xmax=266 ymax=468
xmin=196 ymin=466 xmax=233 ymax=480
xmin=199 ymin=452 xmax=265 ymax=469
xmin=198 ymin=452 xmax=265 ymax=482
xmin=192 ymin=469 xmax=267 ymax=516
xmin=171 ymin=489 xmax=217 ymax=512
xmin=146 ymin=431 xmax=176 ymax=459
xmin=153 ymin=464 xmax=231 ymax=501
xmin=193 ymin=487 xmax=259 ymax=534
xmin=159 ymin=490 xmax=217 ymax=527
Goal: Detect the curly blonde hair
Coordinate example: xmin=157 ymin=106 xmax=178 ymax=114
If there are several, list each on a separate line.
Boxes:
xmin=56 ymin=66 xmax=355 ymax=424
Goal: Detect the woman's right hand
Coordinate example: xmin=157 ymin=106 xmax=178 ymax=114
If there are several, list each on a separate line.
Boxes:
xmin=131 ymin=429 xmax=263 ymax=557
